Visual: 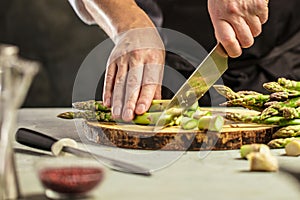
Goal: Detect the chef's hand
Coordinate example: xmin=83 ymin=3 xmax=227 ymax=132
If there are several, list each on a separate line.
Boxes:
xmin=78 ymin=0 xmax=165 ymax=121
xmin=208 ymin=0 xmax=269 ymax=57
xmin=103 ymin=28 xmax=165 ymax=121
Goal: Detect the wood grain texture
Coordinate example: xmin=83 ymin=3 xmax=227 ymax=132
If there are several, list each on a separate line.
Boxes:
xmin=79 ymin=120 xmax=279 ymax=151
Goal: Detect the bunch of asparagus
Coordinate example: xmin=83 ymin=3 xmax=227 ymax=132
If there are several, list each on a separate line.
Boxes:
xmin=214 ymin=77 xmax=300 ymax=148
xmin=57 ymin=99 xmax=224 ymax=131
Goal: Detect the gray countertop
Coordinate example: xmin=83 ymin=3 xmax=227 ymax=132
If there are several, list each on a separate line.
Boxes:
xmin=15 ymin=108 xmax=300 ymax=200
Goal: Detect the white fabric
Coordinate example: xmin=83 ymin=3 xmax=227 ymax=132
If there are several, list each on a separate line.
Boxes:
xmin=68 ymin=0 xmax=96 ymax=25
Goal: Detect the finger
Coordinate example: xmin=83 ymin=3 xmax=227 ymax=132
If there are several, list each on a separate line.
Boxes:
xmin=103 ymin=62 xmax=117 ymax=107
xmin=122 ymin=63 xmax=144 ymax=122
xmin=136 ymin=84 xmax=157 ymax=115
xmin=246 ymin=15 xmax=262 ymax=37
xmin=153 ymin=85 xmax=162 ymax=100
xmin=135 ymin=63 xmax=163 ymax=115
xmin=256 ymin=0 xmax=269 ymax=24
xmin=154 ymin=65 xmax=163 ymax=100
xmin=213 ymin=20 xmax=242 ymax=58
xmin=111 ymin=59 xmax=128 ymax=119
xmin=231 ymin=18 xmax=254 ymax=48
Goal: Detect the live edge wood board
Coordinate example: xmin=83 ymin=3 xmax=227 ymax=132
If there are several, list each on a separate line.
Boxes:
xmin=79 ymin=120 xmax=279 ymax=151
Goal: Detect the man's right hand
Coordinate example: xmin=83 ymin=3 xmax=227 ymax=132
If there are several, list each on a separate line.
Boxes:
xmin=208 ymin=0 xmax=269 ymax=57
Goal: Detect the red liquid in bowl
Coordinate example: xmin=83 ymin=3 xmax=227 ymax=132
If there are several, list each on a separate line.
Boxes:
xmin=39 ymin=167 xmax=104 ymax=195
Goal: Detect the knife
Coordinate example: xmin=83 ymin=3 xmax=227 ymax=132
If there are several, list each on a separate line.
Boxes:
xmin=15 ymin=128 xmax=151 ymax=176
xmin=154 ymin=43 xmax=228 ymax=130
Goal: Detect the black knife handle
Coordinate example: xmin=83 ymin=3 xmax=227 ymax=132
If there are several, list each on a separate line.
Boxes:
xmin=16 ymin=128 xmax=58 ymax=152
xmin=16 ymin=128 xmax=152 ymax=176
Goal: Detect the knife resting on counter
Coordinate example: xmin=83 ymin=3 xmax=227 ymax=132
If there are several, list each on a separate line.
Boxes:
xmin=15 ymin=128 xmax=151 ymax=176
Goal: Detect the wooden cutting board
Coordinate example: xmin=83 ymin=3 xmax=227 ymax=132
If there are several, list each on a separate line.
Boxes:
xmin=79 ymin=116 xmax=279 ymax=151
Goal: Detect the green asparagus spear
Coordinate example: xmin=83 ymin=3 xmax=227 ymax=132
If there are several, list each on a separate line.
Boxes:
xmin=263 ymin=82 xmax=300 ymax=96
xmin=133 ymin=112 xmax=173 ymax=125
xmin=72 ymin=100 xmax=111 ymax=112
xmin=72 ymin=99 xmax=172 ymax=112
xmin=269 ymin=92 xmax=289 ymax=101
xmin=273 ymin=96 xmax=300 ymax=108
xmin=272 ymin=125 xmax=300 ymax=138
xmin=267 ymin=137 xmax=300 ymax=149
xmin=213 ymin=84 xmax=262 ymax=100
xmin=263 ymin=116 xmax=285 ymax=124
xmin=228 ymin=111 xmax=300 ymax=126
xmin=226 ymin=111 xmax=300 ymax=126
xmin=219 ymin=94 xmax=270 ymax=111
xmin=263 ymin=82 xmax=288 ymax=93
xmin=259 ymin=107 xmax=280 ymax=120
xmin=237 ymin=90 xmax=263 ymax=96
xmin=213 ymin=85 xmax=241 ymax=100
xmin=165 ymin=107 xmax=184 ymax=116
xmin=225 ymin=112 xmax=261 ymax=123
xmin=264 ymin=101 xmax=280 ymax=108
xmin=277 ymin=78 xmax=300 ymax=91
xmin=281 ymin=107 xmax=300 ymax=119
xmin=148 ymin=100 xmax=171 ymax=112
xmin=57 ymin=110 xmax=113 ymax=122
xmin=268 ymin=116 xmax=300 ymax=126
xmin=260 ymin=97 xmax=300 ymax=119
xmin=57 ymin=110 xmax=173 ymax=125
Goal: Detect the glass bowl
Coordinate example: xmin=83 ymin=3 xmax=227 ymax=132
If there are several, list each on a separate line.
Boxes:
xmin=36 ymin=157 xmax=105 ymax=199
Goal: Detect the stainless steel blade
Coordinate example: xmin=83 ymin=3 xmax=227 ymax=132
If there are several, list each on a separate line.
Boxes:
xmin=63 ymin=146 xmax=151 ymax=176
xmin=154 ymin=43 xmax=228 ymax=130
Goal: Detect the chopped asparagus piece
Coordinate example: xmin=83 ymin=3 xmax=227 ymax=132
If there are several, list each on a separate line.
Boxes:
xmin=192 ymin=108 xmax=211 ymax=120
xmin=174 ymin=115 xmax=183 ymax=126
xmin=198 ymin=115 xmax=224 ymax=132
xmin=247 ymin=152 xmax=278 ymax=172
xmin=285 ymin=140 xmax=300 ymax=156
xmin=187 ymin=101 xmax=199 ymax=111
xmin=183 ymin=110 xmax=195 ymax=118
xmin=180 ymin=117 xmax=198 ymax=130
xmin=240 ymin=144 xmax=270 ymax=159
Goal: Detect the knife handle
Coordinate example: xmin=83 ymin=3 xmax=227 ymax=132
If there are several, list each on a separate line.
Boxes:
xmin=16 ymin=128 xmax=58 ymax=151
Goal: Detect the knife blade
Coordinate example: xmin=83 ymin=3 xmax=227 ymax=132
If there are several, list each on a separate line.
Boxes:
xmin=154 ymin=43 xmax=228 ymax=130
xmin=15 ymin=128 xmax=151 ymax=176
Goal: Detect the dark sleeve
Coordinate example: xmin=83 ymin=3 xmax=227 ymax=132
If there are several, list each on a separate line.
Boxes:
xmin=223 ymin=0 xmax=300 ymax=93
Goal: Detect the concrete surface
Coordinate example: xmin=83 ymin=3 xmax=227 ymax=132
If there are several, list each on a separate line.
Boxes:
xmin=15 ymin=108 xmax=300 ymax=200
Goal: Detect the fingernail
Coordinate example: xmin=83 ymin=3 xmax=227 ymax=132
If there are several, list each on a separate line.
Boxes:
xmin=113 ymin=107 xmax=121 ymax=117
xmin=123 ymin=109 xmax=133 ymax=121
xmin=136 ymin=104 xmax=146 ymax=112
